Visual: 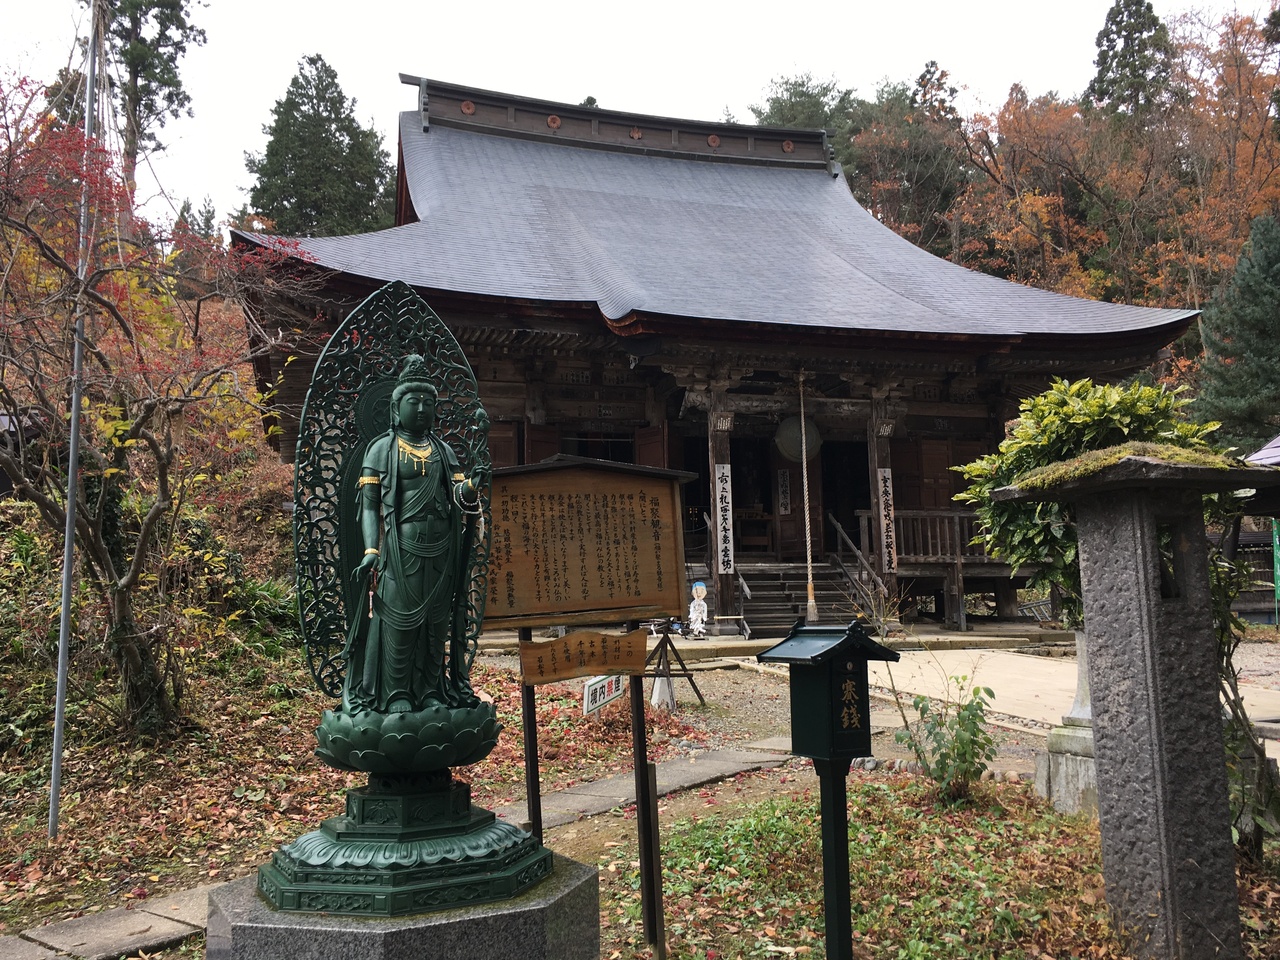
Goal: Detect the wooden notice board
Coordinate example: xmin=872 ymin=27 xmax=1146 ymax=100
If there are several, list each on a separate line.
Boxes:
xmin=485 ymin=456 xmax=692 ymax=630
xmin=518 ymin=628 xmax=648 ymax=683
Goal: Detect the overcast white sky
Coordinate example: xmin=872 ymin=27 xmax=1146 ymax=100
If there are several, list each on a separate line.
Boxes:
xmin=0 ymin=1 xmax=1259 ymax=231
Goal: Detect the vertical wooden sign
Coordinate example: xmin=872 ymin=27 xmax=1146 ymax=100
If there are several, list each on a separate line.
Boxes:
xmin=877 ymin=467 xmax=896 ymax=574
xmin=714 ymin=463 xmax=734 ymax=575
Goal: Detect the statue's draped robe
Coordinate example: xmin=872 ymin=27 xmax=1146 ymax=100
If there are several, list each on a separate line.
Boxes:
xmin=343 ymin=430 xmax=468 ymax=712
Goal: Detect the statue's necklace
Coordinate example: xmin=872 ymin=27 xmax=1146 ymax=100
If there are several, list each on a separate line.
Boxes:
xmin=396 ymin=436 xmax=434 ymax=474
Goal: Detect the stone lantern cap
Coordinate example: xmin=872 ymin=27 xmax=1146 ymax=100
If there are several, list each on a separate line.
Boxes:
xmin=991 ymin=442 xmax=1280 ymax=505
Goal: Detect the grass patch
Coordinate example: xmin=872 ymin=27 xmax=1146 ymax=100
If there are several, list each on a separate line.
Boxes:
xmin=601 ymin=774 xmax=1280 ymax=959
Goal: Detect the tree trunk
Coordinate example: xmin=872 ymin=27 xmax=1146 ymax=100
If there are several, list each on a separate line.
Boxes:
xmin=109 ymin=589 xmax=180 ymax=737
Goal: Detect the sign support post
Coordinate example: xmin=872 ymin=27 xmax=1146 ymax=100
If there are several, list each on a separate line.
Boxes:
xmin=813 ymin=757 xmax=854 ymax=960
xmin=1272 ymin=518 xmax=1278 ymax=627
xmin=630 ymin=673 xmax=666 ymax=958
xmin=519 ymin=626 xmax=543 ymax=842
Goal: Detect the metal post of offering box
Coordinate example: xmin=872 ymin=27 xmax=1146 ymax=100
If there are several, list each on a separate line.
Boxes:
xmin=758 ymin=620 xmax=900 ymax=960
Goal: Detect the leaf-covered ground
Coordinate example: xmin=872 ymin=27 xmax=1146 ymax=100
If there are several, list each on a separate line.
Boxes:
xmin=4 ymin=634 xmax=1277 ymax=958
xmin=597 ymin=770 xmax=1280 ymax=959
xmin=0 ymin=651 xmax=705 ymax=934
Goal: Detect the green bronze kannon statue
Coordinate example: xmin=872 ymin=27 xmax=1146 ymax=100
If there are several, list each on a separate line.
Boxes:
xmin=259 ymin=281 xmax=551 ymax=917
xmin=344 ymin=355 xmax=485 ymax=715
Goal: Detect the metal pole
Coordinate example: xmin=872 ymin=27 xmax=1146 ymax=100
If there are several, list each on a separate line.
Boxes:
xmin=50 ymin=2 xmax=101 ymax=839
xmin=813 ymin=757 xmax=854 ymax=960
xmin=518 ymin=627 xmax=543 ymax=841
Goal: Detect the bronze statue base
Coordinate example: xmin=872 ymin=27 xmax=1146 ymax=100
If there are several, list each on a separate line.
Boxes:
xmin=258 ymin=772 xmax=551 ymax=916
xmin=314 ymin=702 xmax=501 ymax=773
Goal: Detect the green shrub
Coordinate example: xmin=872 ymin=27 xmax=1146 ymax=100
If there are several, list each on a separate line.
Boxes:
xmin=897 ymin=674 xmax=997 ymax=802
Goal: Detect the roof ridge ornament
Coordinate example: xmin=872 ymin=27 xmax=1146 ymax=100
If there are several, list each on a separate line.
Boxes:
xmin=419 ymin=78 xmax=429 ymax=132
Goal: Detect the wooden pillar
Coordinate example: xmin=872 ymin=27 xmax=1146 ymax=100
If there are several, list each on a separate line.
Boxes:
xmin=708 ymin=389 xmax=736 ymax=632
xmin=993 ymin=580 xmax=1019 ymax=618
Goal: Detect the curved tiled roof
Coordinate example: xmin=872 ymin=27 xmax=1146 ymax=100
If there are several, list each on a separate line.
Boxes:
xmin=242 ymin=86 xmax=1197 ymax=342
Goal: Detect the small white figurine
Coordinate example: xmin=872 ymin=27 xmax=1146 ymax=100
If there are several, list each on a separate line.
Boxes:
xmin=687 ymin=580 xmax=708 ymax=638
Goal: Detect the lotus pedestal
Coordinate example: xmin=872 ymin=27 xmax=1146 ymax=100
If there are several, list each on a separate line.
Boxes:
xmin=259 ymin=703 xmax=551 ymax=916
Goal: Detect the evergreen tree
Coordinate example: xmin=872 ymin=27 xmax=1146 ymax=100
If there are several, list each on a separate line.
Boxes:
xmin=749 ymin=73 xmax=857 ymax=152
xmin=1085 ymin=0 xmax=1176 ymax=117
xmin=1197 ymin=215 xmax=1280 ymax=451
xmin=245 ymin=54 xmax=394 ymax=237
xmin=94 ymin=0 xmax=207 ymax=197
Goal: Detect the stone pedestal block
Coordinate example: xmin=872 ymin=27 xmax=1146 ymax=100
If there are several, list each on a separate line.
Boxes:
xmin=1034 ymin=723 xmax=1097 ymax=816
xmin=208 ymin=854 xmax=599 ymax=960
xmin=1035 ymin=630 xmax=1098 ymax=815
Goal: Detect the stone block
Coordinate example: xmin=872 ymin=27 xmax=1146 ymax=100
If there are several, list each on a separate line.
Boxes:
xmin=1034 ymin=740 xmax=1098 ymax=816
xmin=22 ymin=905 xmax=197 ymax=960
xmin=139 ymin=882 xmax=223 ymax=928
xmin=0 ymin=936 xmax=59 ymax=960
xmin=208 ymin=854 xmax=598 ymax=960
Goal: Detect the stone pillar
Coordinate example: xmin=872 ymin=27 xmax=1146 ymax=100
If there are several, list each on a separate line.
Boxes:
xmin=996 ymin=456 xmax=1280 ymax=960
xmin=1074 ymin=487 xmax=1240 ymax=959
xmin=1034 ymin=631 xmax=1097 ymax=815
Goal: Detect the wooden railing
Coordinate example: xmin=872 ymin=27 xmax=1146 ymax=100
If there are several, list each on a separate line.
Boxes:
xmin=826 ymin=512 xmax=889 ymax=623
xmin=855 ymin=508 xmax=994 ymax=566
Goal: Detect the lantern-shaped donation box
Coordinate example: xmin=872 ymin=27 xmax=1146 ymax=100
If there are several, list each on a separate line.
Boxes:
xmin=758 ymin=619 xmax=899 ymax=761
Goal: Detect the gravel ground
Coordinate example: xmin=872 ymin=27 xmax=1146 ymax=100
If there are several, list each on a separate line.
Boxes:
xmin=1234 ymin=638 xmax=1280 ymax=688
xmin=481 ymin=652 xmax=1047 ymax=775
xmin=484 ymin=637 xmax=1280 ymax=782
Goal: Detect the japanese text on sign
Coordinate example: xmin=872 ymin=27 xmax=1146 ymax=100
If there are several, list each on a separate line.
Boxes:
xmin=518 ymin=629 xmax=648 ymax=684
xmin=877 ymin=468 xmax=896 ymax=574
xmin=715 ymin=463 xmax=734 ymax=575
xmin=583 ymin=674 xmax=626 ymax=715
xmin=487 ymin=465 xmax=687 ymax=627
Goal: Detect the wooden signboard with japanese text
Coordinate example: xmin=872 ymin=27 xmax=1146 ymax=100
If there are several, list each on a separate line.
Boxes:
xmin=486 ymin=457 xmax=691 ymax=630
xmin=518 ymin=628 xmax=648 ymax=684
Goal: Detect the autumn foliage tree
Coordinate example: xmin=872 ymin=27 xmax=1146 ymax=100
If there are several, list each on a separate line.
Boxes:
xmin=755 ymin=5 xmax=1280 ymax=352
xmin=0 ymin=75 xmax=295 ymax=737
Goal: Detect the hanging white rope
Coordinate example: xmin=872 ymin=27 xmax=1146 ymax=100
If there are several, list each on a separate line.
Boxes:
xmin=799 ymin=372 xmax=818 ymax=623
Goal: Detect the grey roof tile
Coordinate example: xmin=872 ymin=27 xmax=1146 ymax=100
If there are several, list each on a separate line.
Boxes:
xmin=267 ymin=109 xmax=1196 ymax=338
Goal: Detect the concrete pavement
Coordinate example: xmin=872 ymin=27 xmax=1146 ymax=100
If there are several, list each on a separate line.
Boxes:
xmin=869 ymin=647 xmax=1280 ymax=761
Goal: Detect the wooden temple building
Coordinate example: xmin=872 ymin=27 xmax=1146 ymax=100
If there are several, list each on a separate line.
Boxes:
xmin=234 ymin=77 xmax=1197 ymax=634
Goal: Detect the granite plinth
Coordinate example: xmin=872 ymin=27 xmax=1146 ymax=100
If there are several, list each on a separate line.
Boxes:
xmin=1035 ymin=724 xmax=1098 ymax=816
xmin=208 ymin=854 xmax=599 ymax=960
